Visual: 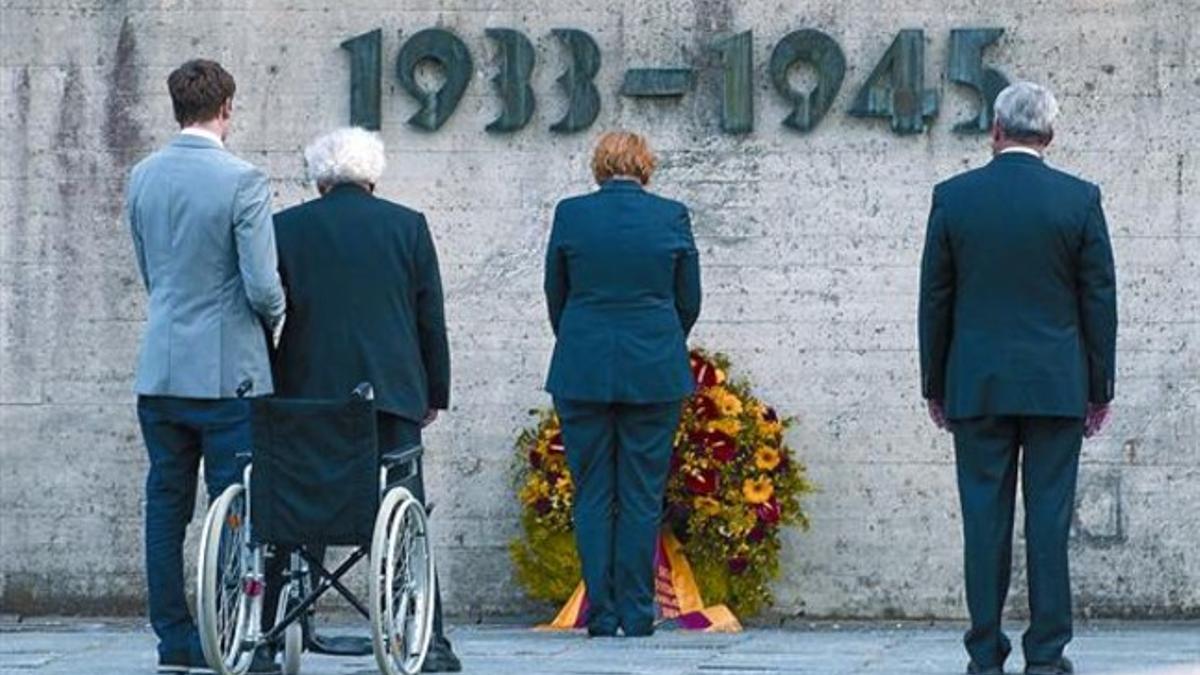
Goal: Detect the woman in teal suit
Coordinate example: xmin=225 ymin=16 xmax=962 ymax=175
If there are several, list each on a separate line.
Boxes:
xmin=544 ymin=131 xmax=702 ymax=637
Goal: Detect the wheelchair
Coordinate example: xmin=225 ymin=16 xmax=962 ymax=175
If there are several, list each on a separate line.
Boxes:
xmin=196 ymin=384 xmax=436 ymax=675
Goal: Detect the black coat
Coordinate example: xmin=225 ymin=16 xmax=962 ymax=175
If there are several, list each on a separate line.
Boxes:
xmin=919 ymin=151 xmax=1117 ymax=419
xmin=272 ymin=184 xmax=450 ymax=421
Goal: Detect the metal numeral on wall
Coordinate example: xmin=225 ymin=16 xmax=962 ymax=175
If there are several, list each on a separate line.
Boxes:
xmin=550 ymin=29 xmax=601 ymax=134
xmin=341 ymin=29 xmax=382 ymax=130
xmin=769 ymin=29 xmax=846 ymax=132
xmin=948 ymin=28 xmax=1010 ymax=134
xmin=396 ymin=28 xmax=474 ymax=132
xmin=485 ymin=28 xmax=536 ymax=133
xmin=714 ymin=31 xmax=754 ymax=134
xmin=343 ymin=25 xmax=1012 ymax=137
xmin=849 ymin=29 xmax=939 ymax=135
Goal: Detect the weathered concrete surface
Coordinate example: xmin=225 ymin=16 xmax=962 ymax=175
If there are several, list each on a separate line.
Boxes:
xmin=1 ymin=619 xmax=1199 ymax=674
xmin=0 ymin=1 xmax=1197 ymax=619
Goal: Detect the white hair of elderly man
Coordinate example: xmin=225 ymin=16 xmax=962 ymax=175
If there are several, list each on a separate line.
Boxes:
xmin=993 ymin=81 xmax=1059 ymax=142
xmin=304 ymin=126 xmax=386 ymax=190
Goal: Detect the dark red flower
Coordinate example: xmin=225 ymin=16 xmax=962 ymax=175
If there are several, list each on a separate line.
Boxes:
xmin=689 ymin=429 xmax=738 ymax=463
xmin=690 ymin=394 xmax=720 ymax=420
xmin=728 ymin=556 xmax=749 ymax=575
xmin=534 ymin=498 xmax=552 ymax=515
xmin=777 ymin=449 xmax=792 ymax=472
xmin=762 ymin=406 xmax=779 ymax=422
xmin=685 ymin=469 xmax=719 ymax=495
xmin=710 ymin=435 xmax=738 ymax=463
xmin=529 ymin=448 xmax=542 ymax=469
xmin=756 ymin=497 xmax=781 ymax=525
xmin=690 ymin=353 xmax=721 ymax=388
xmin=747 ymin=525 xmax=766 ymax=544
xmin=548 ymin=432 xmax=565 ymax=454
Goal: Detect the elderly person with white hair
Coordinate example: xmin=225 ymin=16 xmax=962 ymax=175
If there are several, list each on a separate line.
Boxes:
xmin=919 ymin=81 xmax=1117 ymax=675
xmin=265 ymin=127 xmax=461 ymax=672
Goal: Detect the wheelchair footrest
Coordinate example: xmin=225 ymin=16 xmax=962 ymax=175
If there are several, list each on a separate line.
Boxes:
xmin=306 ymin=632 xmax=374 ymax=656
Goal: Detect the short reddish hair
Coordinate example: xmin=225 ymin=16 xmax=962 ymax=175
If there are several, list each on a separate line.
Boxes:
xmin=591 ymin=131 xmax=657 ymax=185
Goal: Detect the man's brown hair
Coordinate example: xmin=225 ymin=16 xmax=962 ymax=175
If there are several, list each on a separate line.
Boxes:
xmin=167 ymin=59 xmax=236 ymax=127
xmin=591 ymin=131 xmax=657 ymax=185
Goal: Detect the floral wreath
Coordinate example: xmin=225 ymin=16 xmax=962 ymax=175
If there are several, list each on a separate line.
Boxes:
xmin=510 ymin=348 xmax=814 ymax=616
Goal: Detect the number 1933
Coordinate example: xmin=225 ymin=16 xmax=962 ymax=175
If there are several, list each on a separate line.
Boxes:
xmin=341 ymin=27 xmax=1010 ymax=136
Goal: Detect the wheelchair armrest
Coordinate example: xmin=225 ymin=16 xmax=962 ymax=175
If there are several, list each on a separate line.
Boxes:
xmin=381 ymin=443 xmax=423 ymax=469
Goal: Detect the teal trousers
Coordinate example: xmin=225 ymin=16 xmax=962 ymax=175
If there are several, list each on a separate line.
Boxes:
xmin=555 ymin=398 xmax=682 ymax=635
xmin=952 ymin=415 xmax=1083 ymax=670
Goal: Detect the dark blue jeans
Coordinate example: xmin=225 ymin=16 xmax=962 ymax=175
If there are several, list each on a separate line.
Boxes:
xmin=138 ymin=396 xmax=251 ymax=660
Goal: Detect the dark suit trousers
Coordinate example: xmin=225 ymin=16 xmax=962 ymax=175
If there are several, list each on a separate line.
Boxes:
xmin=952 ymin=416 xmax=1083 ymax=668
xmin=138 ymin=396 xmax=251 ymax=660
xmin=263 ymin=412 xmax=448 ymax=644
xmin=555 ymin=398 xmax=682 ymax=635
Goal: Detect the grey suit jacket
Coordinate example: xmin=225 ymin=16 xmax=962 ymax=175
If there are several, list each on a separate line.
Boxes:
xmin=126 ymin=134 xmax=286 ymax=398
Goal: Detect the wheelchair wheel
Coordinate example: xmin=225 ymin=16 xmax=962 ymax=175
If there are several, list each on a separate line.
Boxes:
xmin=277 ymin=583 xmax=302 ymax=675
xmin=369 ymin=487 xmax=435 ymax=675
xmin=197 ymin=483 xmax=261 ymax=675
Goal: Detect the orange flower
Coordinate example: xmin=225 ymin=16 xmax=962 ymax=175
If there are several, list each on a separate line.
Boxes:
xmin=742 ymin=476 xmax=775 ymax=504
xmin=754 ymin=446 xmax=781 ymax=471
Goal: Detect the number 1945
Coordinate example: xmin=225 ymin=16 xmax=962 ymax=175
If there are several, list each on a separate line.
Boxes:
xmin=341 ymin=27 xmax=1010 ymax=136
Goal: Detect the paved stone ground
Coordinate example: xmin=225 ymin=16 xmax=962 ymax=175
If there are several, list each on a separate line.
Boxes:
xmin=1 ymin=619 xmax=1198 ymax=675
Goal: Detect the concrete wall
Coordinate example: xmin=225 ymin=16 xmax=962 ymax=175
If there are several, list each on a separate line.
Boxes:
xmin=1 ymin=0 xmax=1196 ymax=620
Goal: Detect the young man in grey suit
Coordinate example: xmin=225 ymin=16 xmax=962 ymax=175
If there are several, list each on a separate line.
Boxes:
xmin=126 ymin=59 xmax=286 ymax=674
xmin=919 ymin=82 xmax=1118 ymax=675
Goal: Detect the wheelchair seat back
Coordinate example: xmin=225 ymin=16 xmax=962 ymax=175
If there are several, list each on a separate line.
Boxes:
xmin=249 ymin=394 xmax=379 ymax=547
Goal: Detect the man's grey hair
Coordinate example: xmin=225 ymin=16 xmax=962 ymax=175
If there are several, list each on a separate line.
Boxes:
xmin=993 ymin=81 xmax=1059 ymax=140
xmin=304 ymin=127 xmax=386 ymax=188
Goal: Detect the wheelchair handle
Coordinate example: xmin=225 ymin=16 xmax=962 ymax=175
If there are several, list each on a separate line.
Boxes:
xmin=352 ymin=382 xmax=374 ymax=401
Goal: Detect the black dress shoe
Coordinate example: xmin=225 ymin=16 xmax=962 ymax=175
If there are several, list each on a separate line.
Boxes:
xmin=586 ymin=626 xmax=617 ymax=638
xmin=306 ymin=632 xmax=373 ymax=656
xmin=967 ymin=662 xmax=1004 ymax=675
xmin=156 ymin=657 xmax=189 ymax=674
xmin=247 ymin=645 xmax=281 ymax=675
xmin=421 ymin=637 xmax=462 ymax=673
xmin=1026 ymin=656 xmax=1073 ymax=675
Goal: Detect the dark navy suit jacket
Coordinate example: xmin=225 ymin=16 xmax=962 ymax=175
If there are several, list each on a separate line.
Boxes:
xmin=544 ymin=179 xmax=702 ymax=403
xmin=272 ymin=184 xmax=450 ymax=422
xmin=919 ymin=151 xmax=1117 ymax=419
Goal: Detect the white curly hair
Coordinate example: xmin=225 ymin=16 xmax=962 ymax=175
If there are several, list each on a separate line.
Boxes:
xmin=304 ymin=127 xmax=386 ymax=188
xmin=993 ymin=81 xmax=1059 ymax=141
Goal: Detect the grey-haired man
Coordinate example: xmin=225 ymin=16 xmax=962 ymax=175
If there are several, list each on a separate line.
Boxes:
xmin=919 ymin=82 xmax=1118 ymax=675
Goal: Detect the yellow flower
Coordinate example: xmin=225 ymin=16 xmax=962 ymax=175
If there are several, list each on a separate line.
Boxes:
xmin=742 ymin=476 xmax=775 ymax=504
xmin=715 ymin=368 xmax=727 ymax=384
xmin=519 ymin=477 xmax=550 ymax=505
xmin=755 ymin=446 xmax=781 ymax=471
xmin=694 ymin=496 xmax=722 ymax=516
xmin=708 ymin=386 xmax=743 ymax=417
xmin=757 ymin=419 xmax=784 ymax=438
xmin=554 ymin=475 xmax=573 ymax=494
xmin=708 ymin=417 xmax=742 ymax=436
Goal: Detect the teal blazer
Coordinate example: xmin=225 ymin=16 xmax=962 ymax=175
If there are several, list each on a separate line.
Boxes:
xmin=544 ymin=179 xmax=701 ymax=403
xmin=126 ymin=134 xmax=286 ymax=398
xmin=919 ymin=152 xmax=1117 ymax=419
